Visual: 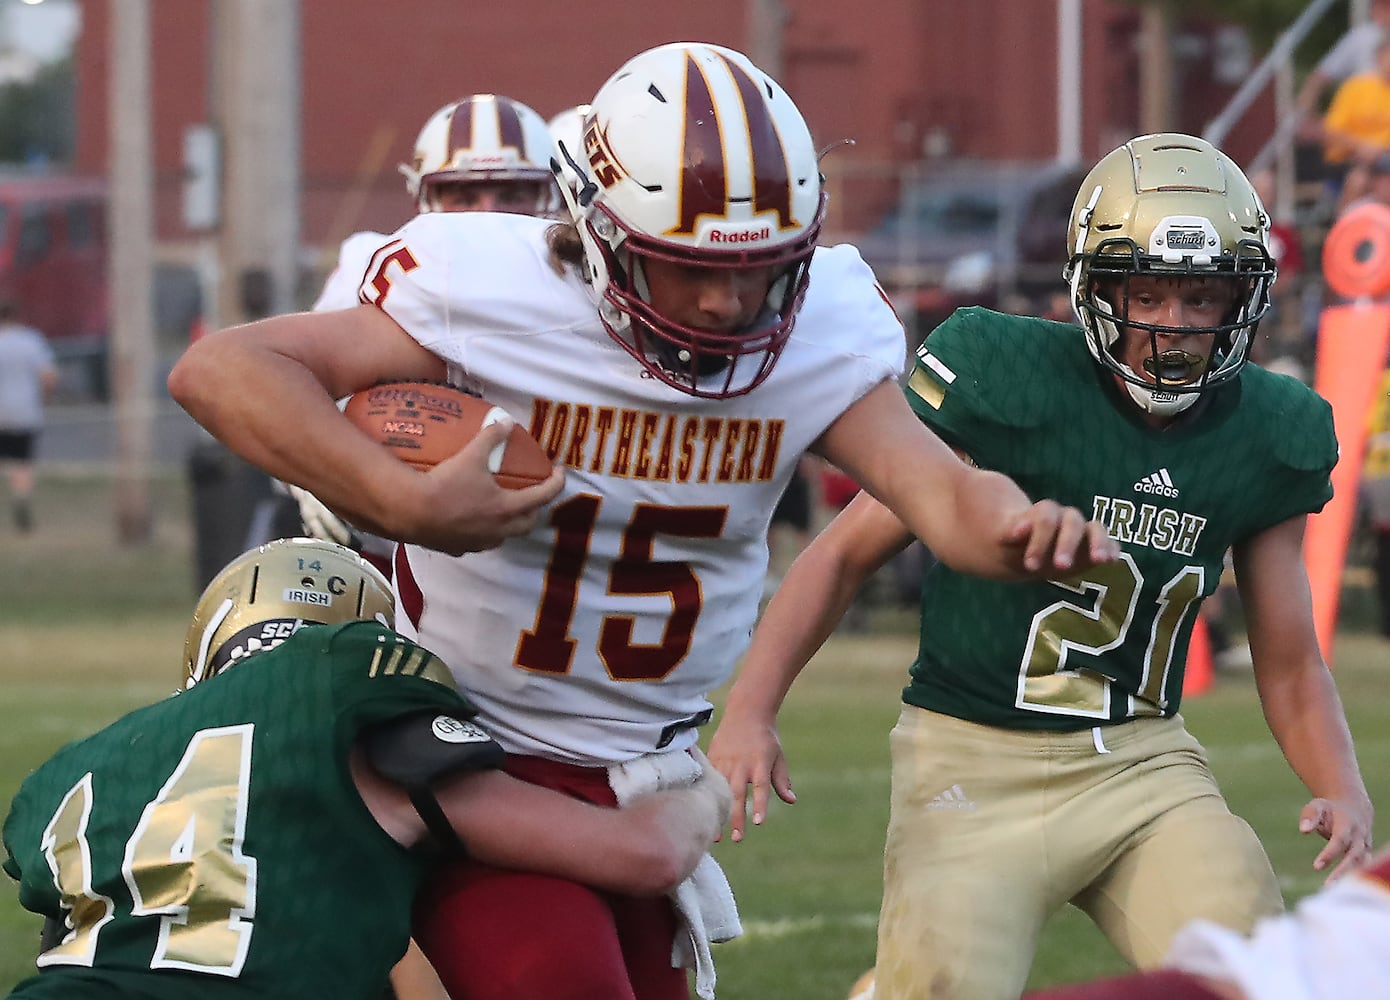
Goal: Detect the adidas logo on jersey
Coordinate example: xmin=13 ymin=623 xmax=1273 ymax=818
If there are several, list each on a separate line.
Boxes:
xmin=1134 ymin=468 xmax=1180 ymax=498
xmin=925 ymin=783 xmax=976 ymax=811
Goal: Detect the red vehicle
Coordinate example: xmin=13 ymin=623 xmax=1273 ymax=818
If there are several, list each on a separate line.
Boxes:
xmin=0 ymin=173 xmax=108 ymax=390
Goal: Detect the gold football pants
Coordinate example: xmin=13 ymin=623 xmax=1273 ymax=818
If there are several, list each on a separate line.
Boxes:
xmin=875 ymin=706 xmax=1282 ymax=1000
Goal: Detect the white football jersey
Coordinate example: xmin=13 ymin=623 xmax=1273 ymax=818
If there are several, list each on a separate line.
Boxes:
xmin=1166 ymin=854 xmax=1390 ymax=1000
xmin=314 ymin=230 xmax=392 ymax=311
xmin=362 ymin=212 xmax=905 ymax=764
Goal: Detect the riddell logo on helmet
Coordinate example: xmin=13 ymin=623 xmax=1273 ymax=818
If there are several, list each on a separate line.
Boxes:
xmin=708 ymin=227 xmax=771 ymax=244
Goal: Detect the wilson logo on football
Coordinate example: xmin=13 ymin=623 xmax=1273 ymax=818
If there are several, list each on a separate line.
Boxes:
xmin=365 ymin=386 xmax=464 ymax=416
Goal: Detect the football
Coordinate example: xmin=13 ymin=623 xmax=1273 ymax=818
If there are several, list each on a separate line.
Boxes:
xmin=343 ymin=381 xmax=553 ymax=488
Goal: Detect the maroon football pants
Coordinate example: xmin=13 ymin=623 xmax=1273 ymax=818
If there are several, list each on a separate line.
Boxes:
xmin=412 ymin=755 xmax=688 ymax=1000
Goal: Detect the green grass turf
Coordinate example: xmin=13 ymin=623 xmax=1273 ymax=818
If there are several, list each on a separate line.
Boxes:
xmin=2 ymin=473 xmax=1387 ymax=997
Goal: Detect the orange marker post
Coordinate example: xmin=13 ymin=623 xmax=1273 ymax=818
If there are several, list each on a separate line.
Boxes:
xmin=1182 ymin=612 xmax=1215 ymax=698
xmin=1307 ymin=202 xmax=1390 ymax=663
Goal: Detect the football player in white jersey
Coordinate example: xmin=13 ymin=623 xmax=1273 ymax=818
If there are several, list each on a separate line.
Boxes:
xmin=1023 ymin=845 xmax=1390 ymax=1000
xmin=547 ymin=102 xmax=592 ymax=209
xmin=295 ymin=93 xmax=561 ymax=570
xmin=169 ymin=41 xmax=1117 ymax=1000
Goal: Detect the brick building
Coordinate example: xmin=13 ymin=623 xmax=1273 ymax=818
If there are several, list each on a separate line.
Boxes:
xmin=73 ymin=0 xmax=1272 ymax=256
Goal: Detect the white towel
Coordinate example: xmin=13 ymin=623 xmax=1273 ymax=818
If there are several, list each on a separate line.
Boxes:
xmin=608 ymin=749 xmax=743 ymax=1000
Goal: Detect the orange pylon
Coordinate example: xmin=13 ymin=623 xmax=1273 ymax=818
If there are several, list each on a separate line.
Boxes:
xmin=1183 ymin=612 xmax=1215 ymax=698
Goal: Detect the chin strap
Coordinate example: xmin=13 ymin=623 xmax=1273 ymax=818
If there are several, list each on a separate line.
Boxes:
xmin=1122 ymin=375 xmax=1201 ymax=417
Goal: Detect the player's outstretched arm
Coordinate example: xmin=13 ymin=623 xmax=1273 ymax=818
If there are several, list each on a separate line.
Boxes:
xmin=1234 ymin=516 xmax=1374 ymax=882
xmin=818 ymin=380 xmax=1118 ymax=580
xmin=710 ymin=492 xmax=911 ymax=841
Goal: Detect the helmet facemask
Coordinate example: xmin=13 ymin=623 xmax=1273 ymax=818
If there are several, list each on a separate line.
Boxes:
xmin=580 ymin=197 xmax=823 ymax=398
xmin=1063 ymin=133 xmax=1277 ymax=417
xmin=1073 ymin=236 xmax=1274 ymax=416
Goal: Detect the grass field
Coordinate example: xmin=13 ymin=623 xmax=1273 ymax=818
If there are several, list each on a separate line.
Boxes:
xmin=2 ymin=472 xmax=1388 ymax=997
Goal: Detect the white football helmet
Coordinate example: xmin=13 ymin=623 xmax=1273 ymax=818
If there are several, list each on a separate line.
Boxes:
xmin=560 ymin=42 xmax=826 ymax=399
xmin=547 ymin=103 xmax=592 ymax=210
xmin=1063 ymin=133 xmax=1275 ymax=417
xmin=182 ymin=538 xmax=395 ymax=689
xmin=400 ymin=93 xmax=557 ymax=214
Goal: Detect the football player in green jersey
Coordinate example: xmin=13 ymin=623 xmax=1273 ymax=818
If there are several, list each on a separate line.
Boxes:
xmin=710 ymin=133 xmax=1374 ymax=1000
xmin=2 ymin=538 xmax=730 ymax=1000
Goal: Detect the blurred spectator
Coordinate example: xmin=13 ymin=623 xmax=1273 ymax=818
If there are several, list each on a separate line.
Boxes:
xmin=1320 ymin=36 xmax=1390 ymax=204
xmin=0 ymin=299 xmax=57 ymax=534
xmin=1249 ymin=168 xmax=1308 ymax=366
xmin=1337 ymin=148 xmax=1390 ymax=215
xmin=1297 ymin=0 xmax=1390 ymax=124
xmin=1042 ymin=289 xmax=1075 ymax=324
xmin=1250 ymin=169 xmax=1306 ymax=279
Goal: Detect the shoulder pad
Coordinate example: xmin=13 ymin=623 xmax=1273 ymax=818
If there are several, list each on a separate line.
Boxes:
xmin=910 ymin=308 xmax=1068 ymax=434
xmin=1242 ymin=368 xmax=1338 ymax=475
xmin=323 ymin=622 xmax=458 ymax=691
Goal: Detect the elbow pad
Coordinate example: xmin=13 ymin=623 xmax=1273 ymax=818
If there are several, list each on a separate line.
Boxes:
xmin=363 ymin=710 xmax=506 ymax=855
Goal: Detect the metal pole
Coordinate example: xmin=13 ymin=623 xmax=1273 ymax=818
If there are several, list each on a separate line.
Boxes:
xmin=109 ymin=0 xmax=154 ymax=544
xmin=217 ymin=0 xmax=300 ymax=325
xmin=1057 ymin=0 xmax=1082 ymax=164
xmin=747 ymin=0 xmax=786 ymax=79
xmin=1139 ymin=1 xmax=1174 ymax=135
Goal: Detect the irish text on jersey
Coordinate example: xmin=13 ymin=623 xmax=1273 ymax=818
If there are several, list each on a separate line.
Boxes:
xmin=1091 ymin=496 xmax=1208 ymax=556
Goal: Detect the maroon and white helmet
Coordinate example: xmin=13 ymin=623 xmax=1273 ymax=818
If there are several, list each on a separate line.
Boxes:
xmin=400 ymin=94 xmax=556 ymax=213
xmin=564 ymin=42 xmax=826 ymax=399
xmin=547 ymin=103 xmax=592 ymax=207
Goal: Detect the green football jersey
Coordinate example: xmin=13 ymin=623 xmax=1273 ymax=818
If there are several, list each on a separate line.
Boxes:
xmin=3 ymin=622 xmax=469 ymax=999
xmin=901 ymin=307 xmax=1335 ymax=730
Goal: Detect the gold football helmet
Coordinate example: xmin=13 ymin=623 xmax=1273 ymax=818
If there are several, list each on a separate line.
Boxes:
xmin=182 ymin=538 xmax=395 ymax=689
xmin=1063 ymin=133 xmax=1275 ymax=416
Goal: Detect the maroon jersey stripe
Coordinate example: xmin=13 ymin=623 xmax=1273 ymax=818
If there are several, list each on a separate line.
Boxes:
xmin=394 ymin=545 xmax=424 ymax=631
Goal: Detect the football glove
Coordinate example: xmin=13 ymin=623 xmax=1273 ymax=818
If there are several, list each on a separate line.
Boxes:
xmin=288 ymin=484 xmax=357 ymax=547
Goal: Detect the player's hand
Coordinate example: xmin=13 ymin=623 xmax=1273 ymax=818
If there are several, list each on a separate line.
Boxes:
xmin=412 ymin=419 xmax=565 ymax=555
xmin=1300 ymin=794 xmax=1375 ymax=882
xmin=288 ymin=483 xmax=357 ymax=547
xmin=687 ymin=746 xmax=734 ymax=832
xmin=707 ymin=710 xmax=795 ymax=843
xmin=1003 ymin=500 xmax=1118 ymax=577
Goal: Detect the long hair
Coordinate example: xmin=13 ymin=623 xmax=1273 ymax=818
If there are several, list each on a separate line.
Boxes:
xmin=545 ymin=221 xmax=586 ymax=278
